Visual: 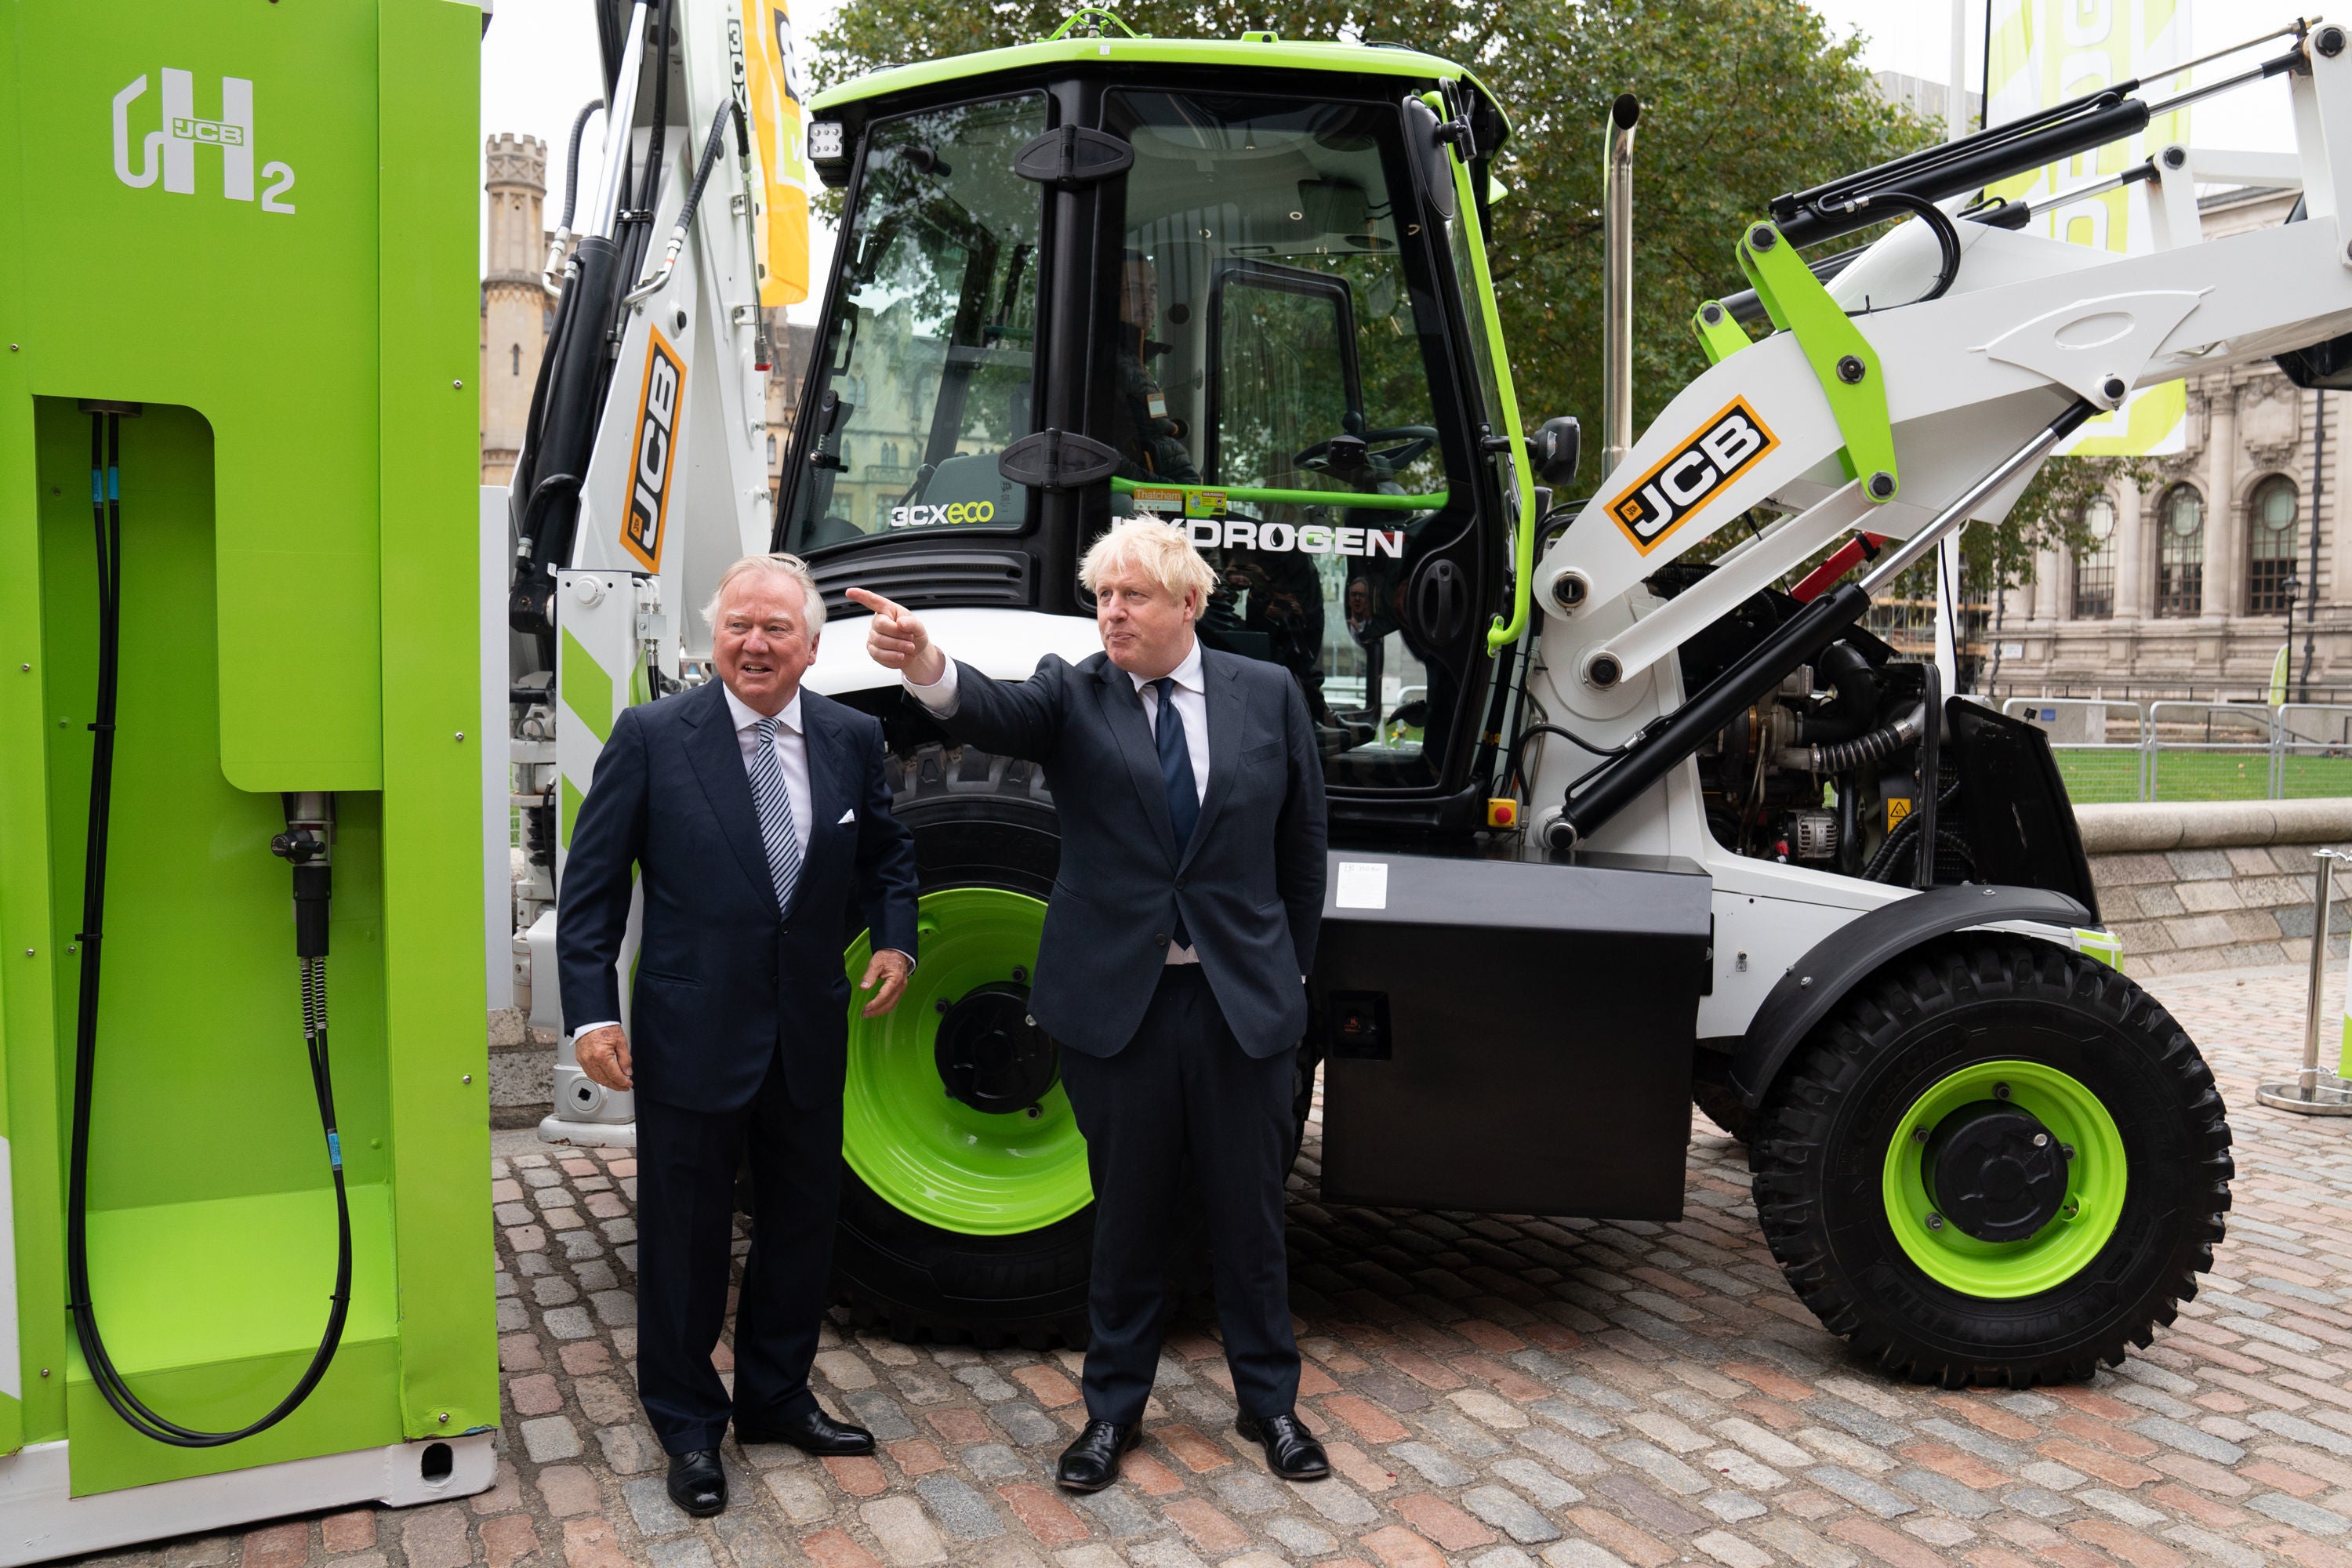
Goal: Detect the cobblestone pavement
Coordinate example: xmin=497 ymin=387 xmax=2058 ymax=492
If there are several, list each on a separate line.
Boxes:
xmin=77 ymin=960 xmax=2352 ymax=1568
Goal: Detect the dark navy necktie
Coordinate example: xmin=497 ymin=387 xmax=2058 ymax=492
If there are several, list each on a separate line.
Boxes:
xmin=1151 ymin=675 xmax=1198 ymax=947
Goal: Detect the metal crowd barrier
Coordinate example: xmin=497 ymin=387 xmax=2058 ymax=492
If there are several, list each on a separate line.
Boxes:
xmin=2002 ymin=699 xmax=2352 ymax=804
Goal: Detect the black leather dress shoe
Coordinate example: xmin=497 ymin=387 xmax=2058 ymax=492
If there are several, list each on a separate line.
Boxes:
xmin=1054 ymin=1419 xmax=1139 ymax=1493
xmin=1236 ymin=1412 xmax=1330 ymax=1481
xmin=666 ymin=1449 xmax=727 ymax=1517
xmin=735 ymin=1406 xmax=876 ymax=1455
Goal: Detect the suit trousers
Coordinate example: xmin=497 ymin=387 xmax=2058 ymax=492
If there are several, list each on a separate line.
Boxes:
xmin=1058 ymin=964 xmax=1301 ymax=1425
xmin=635 ymin=1058 xmax=840 ymax=1454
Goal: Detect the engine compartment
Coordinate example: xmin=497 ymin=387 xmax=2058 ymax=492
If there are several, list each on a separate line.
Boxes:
xmin=1654 ymin=562 xmax=2092 ymax=914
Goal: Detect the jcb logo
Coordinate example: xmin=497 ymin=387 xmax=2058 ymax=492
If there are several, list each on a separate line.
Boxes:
xmin=112 ymin=70 xmax=296 ymax=212
xmin=621 ymin=329 xmax=687 ymax=572
xmin=1606 ymin=397 xmax=1777 ymax=554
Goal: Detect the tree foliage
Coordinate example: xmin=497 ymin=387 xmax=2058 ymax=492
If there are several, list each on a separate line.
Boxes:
xmin=816 ymin=0 xmax=1928 ymax=434
xmin=811 ymin=0 xmax=2097 ymax=597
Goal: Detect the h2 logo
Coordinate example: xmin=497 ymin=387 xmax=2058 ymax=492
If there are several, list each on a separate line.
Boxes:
xmin=113 ymin=70 xmax=296 ymax=213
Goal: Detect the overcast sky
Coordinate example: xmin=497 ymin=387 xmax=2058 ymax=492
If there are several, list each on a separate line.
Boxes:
xmin=481 ymin=0 xmax=2297 ymax=320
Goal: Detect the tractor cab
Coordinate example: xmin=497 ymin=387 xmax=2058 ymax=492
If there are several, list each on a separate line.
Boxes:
xmin=779 ymin=25 xmax=1527 ymax=821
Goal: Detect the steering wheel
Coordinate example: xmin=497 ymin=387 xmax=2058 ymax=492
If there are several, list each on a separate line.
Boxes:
xmin=1294 ymin=424 xmax=1439 ymax=481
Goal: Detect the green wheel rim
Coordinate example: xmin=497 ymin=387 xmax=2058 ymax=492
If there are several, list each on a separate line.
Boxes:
xmin=843 ymin=887 xmax=1092 ymax=1235
xmin=1880 ymin=1059 xmax=2127 ymax=1299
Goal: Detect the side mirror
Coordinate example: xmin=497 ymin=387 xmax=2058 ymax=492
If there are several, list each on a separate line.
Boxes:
xmin=1534 ymin=416 xmax=1581 ymax=489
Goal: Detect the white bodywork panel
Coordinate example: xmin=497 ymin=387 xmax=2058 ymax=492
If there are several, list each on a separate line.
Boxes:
xmin=0 ymin=1435 xmax=494 ymax=1566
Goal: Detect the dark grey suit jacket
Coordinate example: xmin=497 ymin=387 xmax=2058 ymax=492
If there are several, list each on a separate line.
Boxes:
xmin=557 ymin=679 xmax=921 ymax=1112
xmin=931 ymin=646 xmax=1327 ymax=1058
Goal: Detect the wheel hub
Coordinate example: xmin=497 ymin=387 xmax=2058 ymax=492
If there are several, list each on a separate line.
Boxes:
xmin=1924 ymin=1099 xmax=2069 ymax=1242
xmin=934 ymin=983 xmax=1058 ymax=1116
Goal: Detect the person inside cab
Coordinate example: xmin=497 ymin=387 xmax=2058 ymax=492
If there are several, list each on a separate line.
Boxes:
xmin=1109 ymin=249 xmax=1198 ymax=485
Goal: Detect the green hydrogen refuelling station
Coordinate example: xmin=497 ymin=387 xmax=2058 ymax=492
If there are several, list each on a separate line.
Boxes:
xmin=0 ymin=0 xmax=501 ymax=1555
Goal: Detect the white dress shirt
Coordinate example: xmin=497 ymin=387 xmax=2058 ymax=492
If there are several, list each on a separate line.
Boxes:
xmin=906 ymin=637 xmax=1208 ymax=964
xmin=722 ymin=684 xmax=815 ymax=868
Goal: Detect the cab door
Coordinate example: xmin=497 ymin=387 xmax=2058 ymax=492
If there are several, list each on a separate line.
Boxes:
xmin=1089 ymin=84 xmax=1507 ymax=811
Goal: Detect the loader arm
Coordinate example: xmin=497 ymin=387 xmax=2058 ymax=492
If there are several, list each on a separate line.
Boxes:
xmin=1524 ymin=19 xmax=2352 ymax=849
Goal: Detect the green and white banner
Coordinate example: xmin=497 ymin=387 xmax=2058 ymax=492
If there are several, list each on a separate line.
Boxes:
xmin=1985 ymin=0 xmax=2191 ymax=456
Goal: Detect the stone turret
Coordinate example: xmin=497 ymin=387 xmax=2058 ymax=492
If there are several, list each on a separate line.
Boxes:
xmin=481 ymin=133 xmax=550 ymax=485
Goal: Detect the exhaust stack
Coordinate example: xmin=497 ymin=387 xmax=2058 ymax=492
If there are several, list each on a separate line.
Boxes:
xmin=1601 ymin=93 xmax=1639 ymax=480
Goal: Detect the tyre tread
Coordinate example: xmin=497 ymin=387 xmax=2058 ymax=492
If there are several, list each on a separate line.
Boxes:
xmin=1751 ymin=937 xmax=2232 ymax=1386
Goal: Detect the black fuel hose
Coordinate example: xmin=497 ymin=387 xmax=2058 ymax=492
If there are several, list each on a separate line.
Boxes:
xmin=64 ymin=410 xmax=354 ymax=1447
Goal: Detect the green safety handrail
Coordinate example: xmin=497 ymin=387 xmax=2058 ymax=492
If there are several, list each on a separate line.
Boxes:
xmin=1112 ymin=476 xmax=1448 ymax=512
xmin=1423 ymin=93 xmax=1539 ymax=655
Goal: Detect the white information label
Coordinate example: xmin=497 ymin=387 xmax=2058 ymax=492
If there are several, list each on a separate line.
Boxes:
xmin=1335 ymin=861 xmax=1389 ymax=910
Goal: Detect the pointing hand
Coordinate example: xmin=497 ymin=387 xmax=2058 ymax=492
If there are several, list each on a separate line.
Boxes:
xmin=847 ymin=588 xmax=945 ymax=686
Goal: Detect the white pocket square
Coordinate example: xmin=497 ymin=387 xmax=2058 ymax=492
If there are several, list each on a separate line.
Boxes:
xmin=837 ymin=808 xmax=856 ymax=824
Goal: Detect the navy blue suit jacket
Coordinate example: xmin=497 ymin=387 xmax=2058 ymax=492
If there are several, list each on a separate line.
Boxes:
xmin=933 ymin=646 xmax=1327 ymax=1058
xmin=557 ymin=679 xmax=921 ymax=1113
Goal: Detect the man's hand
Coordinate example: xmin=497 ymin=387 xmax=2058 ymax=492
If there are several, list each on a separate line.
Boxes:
xmin=575 ymin=1024 xmax=633 ymax=1091
xmin=860 ymin=949 xmax=914 ymax=1017
xmin=847 ymin=588 xmax=946 ymax=686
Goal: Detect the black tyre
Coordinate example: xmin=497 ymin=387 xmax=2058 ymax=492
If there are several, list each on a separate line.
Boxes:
xmin=1750 ymin=936 xmax=2232 ymax=1387
xmin=1692 ymin=1049 xmax=1751 ymax=1143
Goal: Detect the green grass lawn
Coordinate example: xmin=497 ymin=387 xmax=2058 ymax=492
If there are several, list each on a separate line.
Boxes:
xmin=2052 ymin=748 xmax=2352 ymax=804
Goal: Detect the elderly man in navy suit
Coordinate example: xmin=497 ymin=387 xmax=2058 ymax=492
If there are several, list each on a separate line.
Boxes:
xmin=849 ymin=517 xmax=1330 ymax=1492
xmin=560 ymin=554 xmax=920 ymax=1519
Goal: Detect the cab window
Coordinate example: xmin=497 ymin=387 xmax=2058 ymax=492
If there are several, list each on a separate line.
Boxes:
xmin=782 ymin=94 xmax=1044 ymax=554
xmin=1103 ymin=89 xmax=1461 ymax=788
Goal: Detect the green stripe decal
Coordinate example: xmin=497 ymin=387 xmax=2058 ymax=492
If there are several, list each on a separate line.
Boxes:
xmin=1111 ymin=477 xmax=1446 ymax=512
xmin=561 ymin=774 xmax=583 ymax=851
xmin=561 ymin=628 xmax=612 ymax=746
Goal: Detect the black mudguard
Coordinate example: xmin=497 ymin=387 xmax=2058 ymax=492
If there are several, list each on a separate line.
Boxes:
xmin=1729 ymin=882 xmax=2093 ymax=1109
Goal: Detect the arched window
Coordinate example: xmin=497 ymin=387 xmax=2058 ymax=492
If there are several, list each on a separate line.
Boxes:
xmin=2247 ymin=476 xmax=2300 ymax=615
xmin=2072 ymin=496 xmax=2116 ymax=619
xmin=510 ymin=343 xmax=521 ymax=376
xmin=2156 ymin=485 xmax=2204 ymax=617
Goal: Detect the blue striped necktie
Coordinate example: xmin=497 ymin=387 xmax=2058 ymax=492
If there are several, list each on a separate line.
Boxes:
xmin=746 ymin=715 xmax=802 ymax=914
xmin=1152 ymin=676 xmax=1197 ymax=947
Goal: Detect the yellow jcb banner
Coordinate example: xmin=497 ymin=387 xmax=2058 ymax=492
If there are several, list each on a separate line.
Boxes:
xmin=739 ymin=0 xmax=809 ymax=307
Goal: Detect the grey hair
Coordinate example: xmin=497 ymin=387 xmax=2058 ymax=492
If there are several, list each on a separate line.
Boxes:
xmin=701 ymin=553 xmax=826 ymax=637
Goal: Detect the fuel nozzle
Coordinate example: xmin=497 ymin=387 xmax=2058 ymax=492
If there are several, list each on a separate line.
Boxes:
xmin=272 ymin=792 xmax=334 ymax=960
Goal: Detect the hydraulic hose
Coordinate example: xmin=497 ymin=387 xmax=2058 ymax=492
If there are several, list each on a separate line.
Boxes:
xmin=542 ymin=99 xmax=606 ymax=292
xmin=626 ymin=100 xmax=750 ymax=307
xmin=561 ymin=99 xmax=602 ymax=229
xmin=1776 ymin=702 xmax=1925 ymax=775
xmin=64 ymin=409 xmax=354 ymax=1447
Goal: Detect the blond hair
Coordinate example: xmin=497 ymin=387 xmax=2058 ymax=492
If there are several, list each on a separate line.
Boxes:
xmin=701 ymin=553 xmax=826 ymax=637
xmin=1079 ymin=517 xmax=1218 ymax=607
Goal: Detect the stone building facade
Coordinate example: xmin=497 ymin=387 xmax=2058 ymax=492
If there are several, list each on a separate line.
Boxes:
xmin=481 ymin=134 xmax=553 ymax=487
xmin=480 ymin=132 xmax=818 ymax=495
xmin=1993 ymin=185 xmax=2347 ymax=699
